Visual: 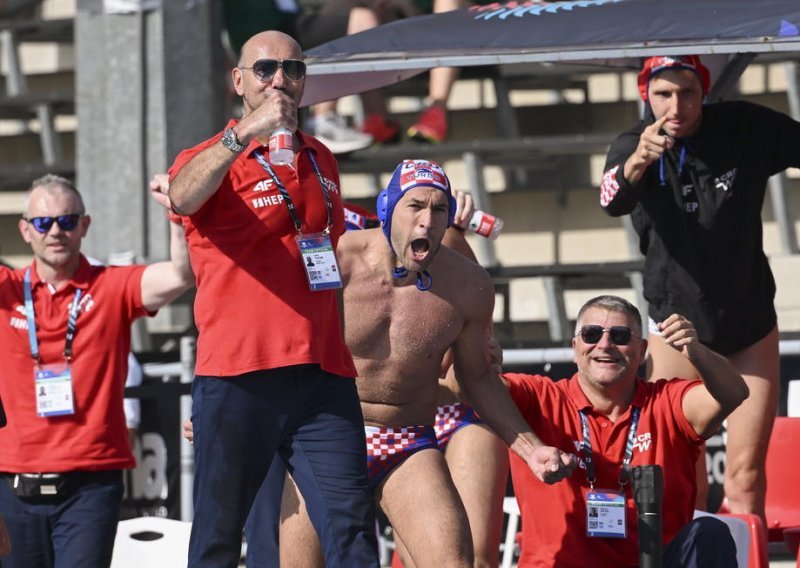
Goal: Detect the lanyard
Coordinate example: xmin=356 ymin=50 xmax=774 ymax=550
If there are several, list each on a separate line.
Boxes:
xmin=23 ymin=268 xmax=83 ymax=363
xmin=579 ymin=406 xmax=640 ymax=490
xmin=253 ymin=148 xmax=333 ymax=236
xmin=658 ymin=143 xmax=687 ymax=186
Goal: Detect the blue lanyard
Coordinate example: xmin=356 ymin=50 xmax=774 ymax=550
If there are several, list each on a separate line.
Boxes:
xmin=253 ymin=148 xmax=333 ymax=236
xmin=579 ymin=406 xmax=640 ymax=490
xmin=23 ymin=268 xmax=83 ymax=363
xmin=658 ymin=143 xmax=687 ymax=187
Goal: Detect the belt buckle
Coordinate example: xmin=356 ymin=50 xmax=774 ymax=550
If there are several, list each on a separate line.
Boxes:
xmin=19 ymin=473 xmax=63 ymax=496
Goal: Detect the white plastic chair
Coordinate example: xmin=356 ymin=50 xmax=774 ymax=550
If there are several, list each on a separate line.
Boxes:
xmin=501 ymin=496 xmax=521 ymax=568
xmin=111 ymin=517 xmax=192 ymax=568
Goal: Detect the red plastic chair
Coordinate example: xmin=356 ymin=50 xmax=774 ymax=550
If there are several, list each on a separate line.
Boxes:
xmin=764 ymin=417 xmax=800 ymax=543
xmin=784 ymin=527 xmax=800 ymax=567
xmin=713 ymin=512 xmax=769 ymax=568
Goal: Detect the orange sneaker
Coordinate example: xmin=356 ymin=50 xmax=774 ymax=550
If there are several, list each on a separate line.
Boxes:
xmin=361 ymin=113 xmax=401 ymax=144
xmin=407 ymin=105 xmax=448 ymax=143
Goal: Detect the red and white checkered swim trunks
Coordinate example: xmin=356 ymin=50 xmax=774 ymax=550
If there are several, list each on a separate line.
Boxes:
xmin=364 ymin=425 xmax=438 ymax=492
xmin=433 ymin=402 xmax=483 ymax=449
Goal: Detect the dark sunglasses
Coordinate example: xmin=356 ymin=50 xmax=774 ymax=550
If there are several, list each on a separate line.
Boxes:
xmin=239 ymin=59 xmax=306 ymax=82
xmin=577 ymin=325 xmax=634 ymax=346
xmin=24 ymin=214 xmax=82 ymax=234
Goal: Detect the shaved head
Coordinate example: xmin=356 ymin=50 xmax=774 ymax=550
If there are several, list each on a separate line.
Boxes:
xmin=233 ymin=30 xmax=306 ymax=113
xmin=239 ymin=31 xmax=303 ymax=66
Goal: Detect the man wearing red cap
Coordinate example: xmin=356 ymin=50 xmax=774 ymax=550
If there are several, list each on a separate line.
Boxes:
xmin=600 ymin=54 xmax=800 ymax=518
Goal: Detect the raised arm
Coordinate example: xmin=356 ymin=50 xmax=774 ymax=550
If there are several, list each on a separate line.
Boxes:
xmin=659 ymin=314 xmax=750 ymax=438
xmin=622 ymin=115 xmax=671 ymax=185
xmin=600 ymin=117 xmax=671 ymax=216
xmin=452 ymin=270 xmax=575 ymax=484
xmin=140 ymin=174 xmax=195 ymax=312
xmin=169 ymin=88 xmax=298 ymax=216
xmin=442 ymin=190 xmax=479 ymax=262
xmin=168 ymin=141 xmax=242 ymax=217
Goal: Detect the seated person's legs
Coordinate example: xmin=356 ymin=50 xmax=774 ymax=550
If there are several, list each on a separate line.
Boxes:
xmin=407 ymin=0 xmax=470 ymax=143
xmin=298 ymin=2 xmax=399 ymax=150
xmin=346 ymin=6 xmax=400 ymax=143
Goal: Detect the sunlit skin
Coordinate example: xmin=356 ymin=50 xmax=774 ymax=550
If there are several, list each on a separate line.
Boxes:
xmin=647 ymin=68 xmax=704 ymax=139
xmin=233 ymin=32 xmax=304 ymax=117
xmin=623 ymin=69 xmax=704 ymax=185
xmin=389 ymin=186 xmax=450 ymax=275
xmin=18 ymin=186 xmax=90 ymax=288
xmin=572 ymin=307 xmax=647 ymax=419
xmin=168 ymin=31 xmax=305 ymax=216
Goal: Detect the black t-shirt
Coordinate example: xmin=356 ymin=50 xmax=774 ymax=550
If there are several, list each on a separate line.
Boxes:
xmin=602 ymin=101 xmax=800 ymax=353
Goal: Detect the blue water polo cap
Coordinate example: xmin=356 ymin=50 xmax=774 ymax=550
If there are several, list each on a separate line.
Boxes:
xmin=376 ymin=159 xmax=456 ymax=247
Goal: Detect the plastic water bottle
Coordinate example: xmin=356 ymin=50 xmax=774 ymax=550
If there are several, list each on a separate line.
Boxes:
xmin=468 ymin=210 xmax=504 ymax=240
xmin=269 ymin=127 xmax=293 ymax=165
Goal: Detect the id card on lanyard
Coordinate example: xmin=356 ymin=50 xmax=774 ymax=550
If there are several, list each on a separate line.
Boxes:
xmin=579 ymin=407 xmax=640 ymax=539
xmin=585 ymin=489 xmax=627 ymax=538
xmin=254 ymin=149 xmax=343 ymax=291
xmin=24 ymin=268 xmax=81 ymax=417
xmin=296 ymin=233 xmax=341 ymax=291
xmin=34 ymin=363 xmax=75 ymax=417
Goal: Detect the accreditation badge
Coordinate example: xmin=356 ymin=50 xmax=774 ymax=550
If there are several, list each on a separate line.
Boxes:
xmin=585 ymin=489 xmax=627 ymax=538
xmin=34 ymin=363 xmax=75 ymax=417
xmin=295 ymin=232 xmax=343 ymax=291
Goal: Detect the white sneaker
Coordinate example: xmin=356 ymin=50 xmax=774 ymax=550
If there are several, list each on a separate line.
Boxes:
xmin=305 ymin=112 xmax=373 ymax=154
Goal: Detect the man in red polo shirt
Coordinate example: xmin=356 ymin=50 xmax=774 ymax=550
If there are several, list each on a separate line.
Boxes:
xmin=505 ymin=295 xmax=746 ymax=567
xmin=168 ymin=30 xmax=377 ymax=567
xmin=0 ymin=174 xmax=193 ymax=568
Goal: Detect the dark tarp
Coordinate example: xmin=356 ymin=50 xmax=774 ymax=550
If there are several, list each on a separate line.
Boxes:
xmin=301 ymin=0 xmax=800 ymax=106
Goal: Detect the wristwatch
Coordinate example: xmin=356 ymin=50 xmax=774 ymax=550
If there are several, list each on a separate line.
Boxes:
xmin=221 ymin=128 xmax=245 ymax=153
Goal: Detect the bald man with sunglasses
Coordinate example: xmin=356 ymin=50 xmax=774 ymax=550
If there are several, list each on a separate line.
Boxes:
xmin=504 ymin=295 xmax=747 ymax=567
xmin=168 ymin=31 xmax=379 ymax=567
xmin=0 ymin=174 xmax=193 ymax=568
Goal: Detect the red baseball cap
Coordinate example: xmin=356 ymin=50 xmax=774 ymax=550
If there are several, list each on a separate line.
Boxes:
xmin=637 ymin=55 xmax=711 ymax=101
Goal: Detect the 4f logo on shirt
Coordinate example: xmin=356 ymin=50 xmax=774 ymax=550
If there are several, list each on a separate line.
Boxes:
xmin=251 ymin=178 xmax=285 ymax=209
xmin=680 ymin=183 xmax=699 ymax=213
xmin=253 ymin=179 xmax=275 ymax=193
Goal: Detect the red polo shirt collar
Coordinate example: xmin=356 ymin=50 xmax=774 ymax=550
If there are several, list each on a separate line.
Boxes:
xmin=566 ymin=372 xmax=648 ymax=415
xmin=28 ymin=254 xmax=93 ymax=291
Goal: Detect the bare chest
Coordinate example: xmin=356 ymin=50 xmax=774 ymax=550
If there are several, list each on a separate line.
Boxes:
xmin=344 ymin=278 xmax=463 ymax=364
